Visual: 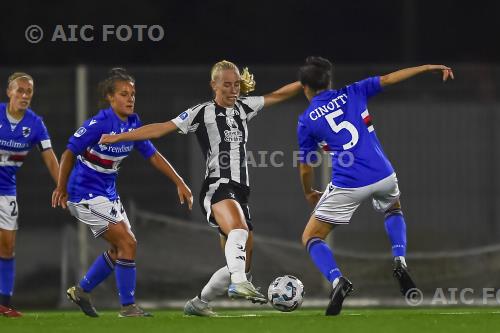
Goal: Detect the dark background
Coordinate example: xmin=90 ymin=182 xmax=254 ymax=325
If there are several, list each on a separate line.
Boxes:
xmin=0 ymin=0 xmax=498 ymax=66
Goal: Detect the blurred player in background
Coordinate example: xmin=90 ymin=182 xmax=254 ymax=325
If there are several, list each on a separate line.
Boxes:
xmin=297 ymin=57 xmax=454 ymax=315
xmin=52 ymin=68 xmax=193 ymax=318
xmin=99 ymin=60 xmax=302 ymax=316
xmin=0 ymin=73 xmax=59 ymax=317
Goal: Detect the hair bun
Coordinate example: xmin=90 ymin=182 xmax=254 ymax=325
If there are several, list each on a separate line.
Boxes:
xmin=109 ymin=67 xmax=128 ymax=76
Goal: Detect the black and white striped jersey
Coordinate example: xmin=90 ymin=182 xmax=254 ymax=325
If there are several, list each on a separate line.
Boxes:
xmin=172 ymin=96 xmax=264 ymax=187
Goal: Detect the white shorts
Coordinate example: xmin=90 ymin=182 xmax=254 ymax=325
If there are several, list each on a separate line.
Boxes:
xmin=67 ymin=196 xmax=130 ymax=238
xmin=314 ymin=173 xmax=400 ymax=225
xmin=0 ymin=196 xmax=18 ymax=231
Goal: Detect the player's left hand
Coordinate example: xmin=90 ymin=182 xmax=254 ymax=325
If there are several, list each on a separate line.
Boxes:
xmin=177 ymin=182 xmax=193 ymax=210
xmin=427 ymin=65 xmax=454 ymax=82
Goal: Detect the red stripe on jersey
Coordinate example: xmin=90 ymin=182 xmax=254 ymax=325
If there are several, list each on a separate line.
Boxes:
xmin=363 ymin=114 xmax=373 ymax=127
xmin=7 ymin=155 xmax=26 ymax=162
xmin=83 ymin=150 xmax=114 ymax=169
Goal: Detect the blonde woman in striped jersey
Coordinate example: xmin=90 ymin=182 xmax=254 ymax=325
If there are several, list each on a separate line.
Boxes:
xmin=100 ymin=61 xmax=302 ymax=315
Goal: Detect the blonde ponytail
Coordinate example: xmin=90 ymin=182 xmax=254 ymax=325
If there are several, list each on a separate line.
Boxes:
xmin=240 ymin=67 xmax=256 ymax=95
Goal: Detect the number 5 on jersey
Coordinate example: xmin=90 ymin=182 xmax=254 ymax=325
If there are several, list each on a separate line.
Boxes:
xmin=325 ymin=109 xmax=359 ymax=150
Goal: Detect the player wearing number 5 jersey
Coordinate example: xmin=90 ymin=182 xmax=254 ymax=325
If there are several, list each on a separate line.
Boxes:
xmin=297 ymin=57 xmax=454 ymax=315
xmin=0 ymin=73 xmax=59 ymax=317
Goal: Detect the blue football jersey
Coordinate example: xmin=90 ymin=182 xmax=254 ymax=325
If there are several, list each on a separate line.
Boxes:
xmin=0 ymin=103 xmax=52 ymax=195
xmin=297 ymin=76 xmax=394 ymax=188
xmin=67 ymin=108 xmax=157 ymax=202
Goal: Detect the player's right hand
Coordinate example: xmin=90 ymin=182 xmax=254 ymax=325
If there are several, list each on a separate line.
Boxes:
xmin=305 ymin=190 xmax=323 ymax=207
xmin=99 ymin=134 xmax=117 ymax=145
xmin=52 ymin=186 xmax=68 ymax=209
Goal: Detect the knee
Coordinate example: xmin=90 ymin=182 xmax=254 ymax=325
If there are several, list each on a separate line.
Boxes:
xmin=302 ymin=232 xmax=317 ymax=248
xmin=107 ymin=248 xmax=118 ymax=261
xmin=385 ymin=205 xmax=403 ymax=218
xmin=0 ymin=248 xmax=14 ymax=258
xmin=232 ymin=222 xmax=249 ymax=232
xmin=0 ymin=243 xmax=15 ymax=258
xmin=301 ymin=233 xmax=311 ymax=248
xmin=385 ymin=200 xmax=402 ymax=214
xmin=116 ymin=236 xmax=137 ymax=255
xmin=224 ymin=223 xmax=249 ymax=236
xmin=302 ymin=229 xmax=330 ymax=248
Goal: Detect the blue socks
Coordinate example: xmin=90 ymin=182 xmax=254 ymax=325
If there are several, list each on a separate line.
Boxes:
xmin=0 ymin=257 xmax=15 ymax=306
xmin=80 ymin=254 xmax=137 ymax=306
xmin=306 ymin=238 xmax=341 ymax=283
xmin=115 ymin=259 xmax=136 ymax=306
xmin=79 ymin=252 xmax=115 ymax=293
xmin=384 ymin=210 xmax=407 ymax=257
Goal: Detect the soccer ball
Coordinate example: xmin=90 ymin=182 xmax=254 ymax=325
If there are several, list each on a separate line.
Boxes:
xmin=267 ymin=275 xmax=305 ymax=312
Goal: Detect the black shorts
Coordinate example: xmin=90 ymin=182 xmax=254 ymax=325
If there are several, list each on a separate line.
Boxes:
xmin=199 ymin=177 xmax=254 ymax=235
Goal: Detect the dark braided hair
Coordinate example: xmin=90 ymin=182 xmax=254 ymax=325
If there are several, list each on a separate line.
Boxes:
xmin=97 ymin=68 xmax=135 ymax=109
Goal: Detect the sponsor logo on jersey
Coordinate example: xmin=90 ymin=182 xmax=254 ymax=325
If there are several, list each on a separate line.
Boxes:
xmin=226 ymin=108 xmax=239 ymax=117
xmin=224 ymin=116 xmax=243 ymax=142
xmin=224 ymin=130 xmax=243 ymax=142
xmin=89 ymin=119 xmax=97 ymax=126
xmin=22 ymin=127 xmax=31 ymax=138
xmin=105 ymin=144 xmax=133 ymax=153
xmin=99 ymin=144 xmax=108 ymax=151
xmin=0 ymin=139 xmax=30 ymax=149
xmin=74 ymin=127 xmax=87 ymax=138
xmin=226 ymin=117 xmax=238 ymax=129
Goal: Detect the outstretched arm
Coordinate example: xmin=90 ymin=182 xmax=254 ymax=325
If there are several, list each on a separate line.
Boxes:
xmin=100 ymin=121 xmax=178 ymax=145
xmin=263 ymin=81 xmax=302 ymax=107
xmin=299 ymin=163 xmax=323 ymax=207
xmin=41 ymin=148 xmax=60 ymax=184
xmin=148 ymin=151 xmax=193 ymax=210
xmin=380 ymin=64 xmax=454 ymax=87
xmin=52 ymin=149 xmax=75 ymax=209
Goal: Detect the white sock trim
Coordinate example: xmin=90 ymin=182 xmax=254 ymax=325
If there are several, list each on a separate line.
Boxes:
xmin=331 ymin=277 xmax=340 ymax=289
xmin=395 ymin=256 xmax=407 ymax=267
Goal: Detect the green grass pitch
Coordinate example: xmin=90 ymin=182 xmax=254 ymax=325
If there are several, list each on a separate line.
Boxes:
xmin=2 ymin=308 xmax=500 ymax=333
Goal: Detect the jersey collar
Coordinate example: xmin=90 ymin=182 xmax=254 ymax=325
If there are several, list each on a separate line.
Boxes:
xmin=104 ymin=107 xmax=130 ymax=124
xmin=311 ymin=89 xmax=336 ymax=103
